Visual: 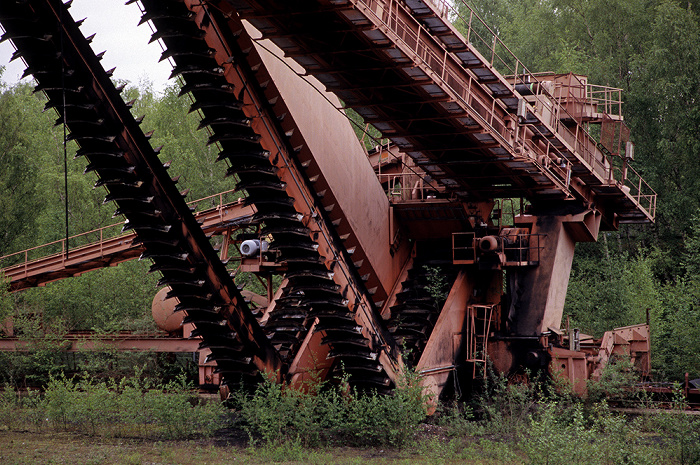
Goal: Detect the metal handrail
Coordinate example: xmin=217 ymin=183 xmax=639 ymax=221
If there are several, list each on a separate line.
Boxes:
xmin=355 ymin=0 xmax=656 ymax=219
xmin=378 ymin=172 xmax=433 ymax=201
xmin=452 ymin=231 xmax=543 ymax=265
xmin=0 ymin=188 xmax=242 ymax=271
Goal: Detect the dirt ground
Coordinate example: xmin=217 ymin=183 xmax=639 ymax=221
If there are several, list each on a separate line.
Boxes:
xmin=0 ymin=429 xmax=506 ymax=465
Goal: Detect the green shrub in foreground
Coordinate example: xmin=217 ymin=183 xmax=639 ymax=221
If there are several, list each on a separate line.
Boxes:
xmin=237 ymin=369 xmax=428 ymax=447
xmin=42 ymin=372 xmax=229 ymax=439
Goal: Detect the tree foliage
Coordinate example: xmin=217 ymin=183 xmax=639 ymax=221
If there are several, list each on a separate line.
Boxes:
xmin=0 ymin=82 xmax=44 ymax=255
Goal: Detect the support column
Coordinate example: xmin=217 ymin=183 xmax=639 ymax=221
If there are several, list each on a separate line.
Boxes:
xmin=416 ymin=270 xmax=472 ymax=405
xmin=509 ymin=209 xmax=601 ymax=336
xmin=507 ymin=214 xmax=576 ymax=336
xmin=490 ymin=209 xmax=601 ymax=376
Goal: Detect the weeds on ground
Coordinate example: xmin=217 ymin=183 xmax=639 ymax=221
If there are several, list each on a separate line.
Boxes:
xmin=431 ymin=368 xmax=679 ymax=465
xmin=0 ymin=386 xmax=46 ymax=431
xmin=635 ymin=383 xmax=700 ymax=465
xmin=2 ymin=369 xmax=229 ymax=439
xmin=587 ymin=356 xmax=642 ymax=406
xmin=1 ymin=361 xmax=698 ymax=464
xmin=520 ymin=401 xmax=658 ymax=465
xmin=236 ymin=368 xmax=429 ymax=448
xmin=474 ymin=369 xmax=544 ymax=436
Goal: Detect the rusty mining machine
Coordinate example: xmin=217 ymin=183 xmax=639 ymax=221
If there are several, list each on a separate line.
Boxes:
xmin=0 ymin=0 xmax=656 ymax=400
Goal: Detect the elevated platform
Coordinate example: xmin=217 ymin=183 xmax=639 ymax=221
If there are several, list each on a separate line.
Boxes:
xmin=1 ymin=190 xmax=254 ymax=291
xmin=216 ymin=0 xmax=655 ymax=227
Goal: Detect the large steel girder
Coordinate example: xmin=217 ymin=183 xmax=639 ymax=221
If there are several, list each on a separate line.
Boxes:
xmin=0 ymin=0 xmax=282 ymax=382
xmin=212 ymin=0 xmax=575 ymax=202
xmin=139 ymin=0 xmax=402 ymax=388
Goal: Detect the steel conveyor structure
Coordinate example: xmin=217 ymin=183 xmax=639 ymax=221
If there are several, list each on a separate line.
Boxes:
xmin=0 ymin=0 xmax=656 ymax=398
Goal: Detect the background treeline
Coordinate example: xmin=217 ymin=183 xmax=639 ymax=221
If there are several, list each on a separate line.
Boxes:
xmin=0 ymin=79 xmax=232 ymax=337
xmin=1 ymin=0 xmax=700 ymax=383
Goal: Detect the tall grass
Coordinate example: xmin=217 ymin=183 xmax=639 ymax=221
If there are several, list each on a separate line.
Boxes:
xmin=1 ymin=371 xmax=228 ymax=439
xmin=236 ymin=369 xmax=429 ymax=447
xmin=0 ymin=362 xmax=698 ymax=465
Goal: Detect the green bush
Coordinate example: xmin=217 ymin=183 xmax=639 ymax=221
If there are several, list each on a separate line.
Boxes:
xmin=521 ymin=401 xmax=655 ymax=465
xmin=587 ymin=356 xmax=642 ymax=405
xmin=476 ymin=370 xmax=543 ymax=436
xmin=435 ymin=400 xmax=479 ymax=437
xmin=237 ymin=369 xmax=428 ymax=448
xmin=42 ymin=372 xmax=229 ymax=439
xmin=638 ymin=385 xmax=700 ymax=465
xmin=0 ymin=386 xmax=24 ymax=431
xmin=237 ymin=373 xmax=322 ymax=445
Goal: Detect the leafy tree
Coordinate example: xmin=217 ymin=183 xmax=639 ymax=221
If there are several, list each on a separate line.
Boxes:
xmin=565 ymin=237 xmax=661 ymax=338
xmin=17 ymin=260 xmax=158 ymax=332
xmin=0 ymin=82 xmax=44 ymax=255
xmin=133 ymin=82 xmax=232 ymax=199
xmin=626 ymin=1 xmax=700 ymax=269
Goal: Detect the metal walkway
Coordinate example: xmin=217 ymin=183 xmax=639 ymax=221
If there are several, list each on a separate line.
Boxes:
xmin=218 ymin=0 xmax=655 ymax=226
xmin=0 ymin=190 xmax=254 ymax=292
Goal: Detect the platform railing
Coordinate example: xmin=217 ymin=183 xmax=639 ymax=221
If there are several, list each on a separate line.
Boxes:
xmin=365 ymin=0 xmax=569 ymax=188
xmin=0 ymin=189 xmax=243 ymax=275
xmin=587 ymin=83 xmax=624 ymax=118
xmin=445 ymin=2 xmax=622 ymax=177
xmin=378 ymin=172 xmax=433 ymax=201
xmin=354 ymin=0 xmax=656 ymax=219
xmin=612 ymin=164 xmax=658 ymax=221
xmin=452 ymin=231 xmax=542 ymax=266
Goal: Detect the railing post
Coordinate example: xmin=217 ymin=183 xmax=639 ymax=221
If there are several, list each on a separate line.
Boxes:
xmin=442 ymin=48 xmax=447 ymax=80
xmin=490 ymin=34 xmax=496 ymax=66
xmin=467 ymin=10 xmax=472 ymax=43
xmin=416 ymin=24 xmax=422 ymax=56
xmin=220 ymin=192 xmax=224 ymax=223
xmin=638 ymin=177 xmax=642 ymax=202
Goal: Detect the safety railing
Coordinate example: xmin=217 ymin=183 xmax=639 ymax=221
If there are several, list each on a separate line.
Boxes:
xmin=545 ymin=74 xmax=624 ymax=122
xmin=352 ymin=0 xmax=656 ymax=219
xmin=452 ymin=231 xmax=542 ymax=266
xmin=0 ymin=189 xmax=243 ymax=274
xmin=0 ymin=223 xmax=126 ymax=271
xmin=378 ymin=172 xmax=435 ymax=201
xmin=588 ymin=83 xmax=624 ymax=118
xmin=612 ymin=164 xmax=657 ymax=220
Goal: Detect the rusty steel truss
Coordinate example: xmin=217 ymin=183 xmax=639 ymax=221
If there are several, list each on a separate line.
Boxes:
xmin=0 ymin=0 xmax=656 ymax=399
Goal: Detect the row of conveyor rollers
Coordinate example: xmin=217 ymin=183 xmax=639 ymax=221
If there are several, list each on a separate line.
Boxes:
xmin=137 ymin=0 xmax=394 ymax=389
xmin=0 ymin=0 xmax=268 ymax=388
xmin=0 ymin=0 xmax=393 ymax=389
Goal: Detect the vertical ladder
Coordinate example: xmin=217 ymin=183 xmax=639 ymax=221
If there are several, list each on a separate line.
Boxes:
xmin=466 ymin=304 xmax=497 ymax=380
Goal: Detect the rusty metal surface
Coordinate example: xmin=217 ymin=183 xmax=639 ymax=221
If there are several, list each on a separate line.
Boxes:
xmin=0 ymin=334 xmax=201 ymax=353
xmin=1 ymin=191 xmax=255 ymax=292
xmin=216 ymin=0 xmax=655 ymax=227
xmin=546 ymin=323 xmax=652 ymax=397
xmin=0 ymin=0 xmax=660 ymax=399
xmin=0 ymin=0 xmax=282 ymax=383
xmin=416 ymin=270 xmax=472 ymax=402
xmin=507 ymin=214 xmax=578 ymax=336
xmin=591 ymin=324 xmax=651 ymax=380
xmin=550 ymin=346 xmax=589 ymax=396
xmin=138 ymin=0 xmax=403 ymax=388
xmin=250 ymin=28 xmax=411 ymax=305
